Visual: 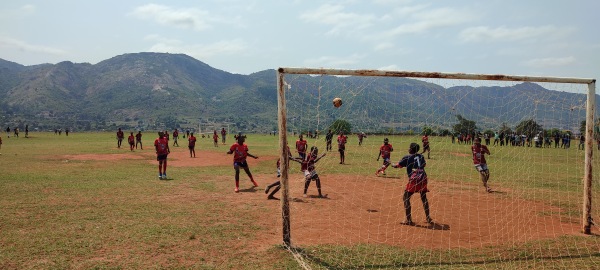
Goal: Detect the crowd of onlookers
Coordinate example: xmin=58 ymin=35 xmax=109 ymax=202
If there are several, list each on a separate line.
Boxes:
xmin=450 ymin=131 xmax=591 ymax=149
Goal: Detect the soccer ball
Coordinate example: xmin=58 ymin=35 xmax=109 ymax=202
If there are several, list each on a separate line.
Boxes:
xmin=333 ymin=97 xmax=343 ymax=108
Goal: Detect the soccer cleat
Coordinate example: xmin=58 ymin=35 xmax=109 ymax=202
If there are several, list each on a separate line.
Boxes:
xmin=158 ymin=174 xmax=163 ymax=180
xmin=162 ymin=174 xmax=167 ymax=179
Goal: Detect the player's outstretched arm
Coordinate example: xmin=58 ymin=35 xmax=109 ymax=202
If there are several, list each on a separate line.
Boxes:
xmin=315 ymin=154 xmax=327 ymax=163
xmin=376 ymin=150 xmax=381 ymax=160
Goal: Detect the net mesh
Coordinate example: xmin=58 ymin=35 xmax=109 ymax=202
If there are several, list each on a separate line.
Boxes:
xmin=278 ymin=72 xmax=599 ymax=269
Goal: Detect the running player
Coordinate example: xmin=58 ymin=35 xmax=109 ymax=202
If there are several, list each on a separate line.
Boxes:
xmin=295 ymin=134 xmax=307 ymax=160
xmin=472 ymin=137 xmax=492 ymax=193
xmin=188 ymin=132 xmax=197 ymax=157
xmin=421 ymin=134 xmax=430 ymax=159
xmin=128 ymin=132 xmax=135 ymax=151
xmin=135 ymin=131 xmax=143 ymax=149
xmin=154 ymin=131 xmax=170 ymax=180
xmin=291 ymin=146 xmax=326 ymax=198
xmin=227 ymin=135 xmax=259 ymax=193
xmin=375 ymin=138 xmax=393 ymax=176
xmin=392 ymin=143 xmax=433 ymax=225
xmin=337 ymin=132 xmax=348 ymax=164
xmin=213 ymin=130 xmax=219 ymax=147
xmin=116 ymin=128 xmax=124 ymax=148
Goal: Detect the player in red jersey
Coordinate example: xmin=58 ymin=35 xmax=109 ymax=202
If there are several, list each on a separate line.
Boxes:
xmin=172 ymin=129 xmax=179 ymax=147
xmin=472 ymin=137 xmax=492 ymax=193
xmin=188 ymin=132 xmax=197 ymax=158
xmin=116 ymin=128 xmax=124 ymax=148
xmin=375 ymin=138 xmax=394 ymax=176
xmin=392 ymin=143 xmax=432 ymax=225
xmin=291 ymin=146 xmax=326 ymax=198
xmin=337 ymin=132 xmax=348 ymax=164
xmin=128 ymin=132 xmax=135 ymax=151
xmin=357 ymin=132 xmax=367 ymax=146
xmin=154 ymin=131 xmax=171 ymax=180
xmin=135 ymin=131 xmax=143 ymax=149
xmin=213 ymin=130 xmax=219 ymax=147
xmin=421 ymin=134 xmax=430 ymax=159
xmin=221 ymin=128 xmax=227 ymax=145
xmin=227 ymin=135 xmax=259 ymax=193
xmin=295 ymin=134 xmax=308 ymax=160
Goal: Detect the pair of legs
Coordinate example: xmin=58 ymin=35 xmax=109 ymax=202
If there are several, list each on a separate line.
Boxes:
xmin=214 ymin=140 xmax=219 ymax=147
xmin=402 ymin=191 xmax=432 ymax=225
xmin=136 ymin=140 xmax=143 ymax=149
xmin=265 ymin=180 xmax=281 ymax=199
xmin=376 ymin=159 xmax=390 ymax=176
xmin=189 ymin=146 xmax=196 ymax=157
xmin=157 ymin=156 xmax=168 ymax=179
xmin=117 ymin=138 xmax=123 ymax=148
xmin=173 ymin=139 xmax=179 ymax=147
xmin=326 ymin=141 xmax=332 ymax=151
xmin=421 ymin=146 xmax=430 ymax=159
xmin=234 ymin=162 xmax=257 ymax=193
xmin=129 ymin=142 xmax=134 ymax=151
xmin=303 ymin=174 xmax=323 ymax=198
xmin=339 ymin=149 xmax=345 ymax=164
xmin=476 ymin=164 xmax=492 ymax=192
xmin=222 ymin=136 xmax=226 ymax=145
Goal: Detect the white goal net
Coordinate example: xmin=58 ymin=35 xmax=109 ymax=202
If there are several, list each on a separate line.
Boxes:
xmin=276 ymin=68 xmax=597 ymax=269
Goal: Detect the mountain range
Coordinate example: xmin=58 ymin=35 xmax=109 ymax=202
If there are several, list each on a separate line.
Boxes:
xmin=0 ymin=53 xmax=591 ymax=133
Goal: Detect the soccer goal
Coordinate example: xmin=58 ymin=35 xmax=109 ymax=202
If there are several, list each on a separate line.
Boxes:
xmin=276 ymin=67 xmax=597 ymax=269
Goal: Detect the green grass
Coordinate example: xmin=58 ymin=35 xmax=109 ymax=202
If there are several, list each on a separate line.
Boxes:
xmin=0 ymin=132 xmax=599 ymax=269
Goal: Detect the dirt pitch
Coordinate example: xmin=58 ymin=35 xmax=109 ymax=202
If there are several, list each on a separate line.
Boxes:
xmin=61 ymin=150 xmax=583 ymax=251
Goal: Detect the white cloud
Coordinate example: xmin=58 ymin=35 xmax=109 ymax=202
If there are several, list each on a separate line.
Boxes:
xmin=146 ymin=36 xmax=247 ymax=58
xmin=131 ymin=4 xmax=215 ymax=31
xmin=21 ymin=4 xmax=36 ymax=13
xmin=373 ymin=42 xmax=394 ymax=51
xmin=299 ymin=4 xmax=378 ymax=35
xmin=460 ymin=25 xmax=574 ymax=43
xmin=0 ymin=36 xmax=66 ymax=55
xmin=381 ymin=7 xmax=475 ymax=38
xmin=522 ymin=56 xmax=576 ymax=68
xmin=303 ymin=54 xmax=365 ymax=67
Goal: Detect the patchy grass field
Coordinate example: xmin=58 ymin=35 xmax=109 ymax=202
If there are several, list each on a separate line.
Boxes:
xmin=0 ymin=132 xmax=599 ymax=269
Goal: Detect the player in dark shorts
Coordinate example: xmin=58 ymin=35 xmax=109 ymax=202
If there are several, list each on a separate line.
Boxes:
xmin=135 ymin=131 xmax=143 ymax=149
xmin=221 ymin=128 xmax=227 ymax=145
xmin=116 ymin=128 xmax=124 ymax=148
xmin=376 ymin=138 xmax=393 ymax=176
xmin=227 ymin=135 xmax=259 ymax=193
xmin=325 ymin=129 xmax=333 ymax=151
xmin=154 ymin=131 xmax=170 ymax=180
xmin=188 ymin=132 xmax=197 ymax=158
xmin=128 ymin=132 xmax=135 ymax=151
xmin=291 ymin=146 xmax=326 ymax=198
xmin=392 ymin=143 xmax=433 ymax=225
xmin=337 ymin=132 xmax=347 ymax=164
xmin=213 ymin=131 xmax=219 ymax=147
xmin=172 ymin=129 xmax=179 ymax=147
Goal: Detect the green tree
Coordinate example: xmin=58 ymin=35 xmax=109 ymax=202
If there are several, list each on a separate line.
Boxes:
xmin=422 ymin=126 xmax=433 ymax=136
xmin=329 ymin=119 xmax=352 ymax=134
xmin=452 ymin=115 xmax=477 ymax=135
xmin=498 ymin=122 xmax=512 ymax=134
xmin=515 ymin=119 xmax=542 ymax=137
xmin=439 ymin=129 xmax=451 ymax=136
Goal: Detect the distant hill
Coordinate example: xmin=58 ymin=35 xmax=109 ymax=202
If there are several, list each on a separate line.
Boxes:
xmin=0 ymin=53 xmax=592 ymax=133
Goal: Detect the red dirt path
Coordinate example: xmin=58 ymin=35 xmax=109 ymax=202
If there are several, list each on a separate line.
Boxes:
xmin=59 ymin=150 xmax=584 ymax=251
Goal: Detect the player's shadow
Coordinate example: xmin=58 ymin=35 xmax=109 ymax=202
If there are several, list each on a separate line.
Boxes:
xmin=414 ymin=222 xmax=450 ymax=231
xmin=488 ymin=190 xmax=506 ymax=194
xmin=239 ymin=187 xmax=258 ymax=193
xmin=378 ymin=175 xmax=402 ymax=179
xmin=160 ymin=177 xmax=174 ymax=181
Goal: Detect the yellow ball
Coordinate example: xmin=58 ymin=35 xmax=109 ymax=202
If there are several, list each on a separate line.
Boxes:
xmin=333 ymin=97 xmax=343 ymax=108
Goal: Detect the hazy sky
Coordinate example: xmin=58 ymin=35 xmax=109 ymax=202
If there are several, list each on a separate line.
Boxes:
xmin=0 ymin=0 xmax=598 ymax=80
